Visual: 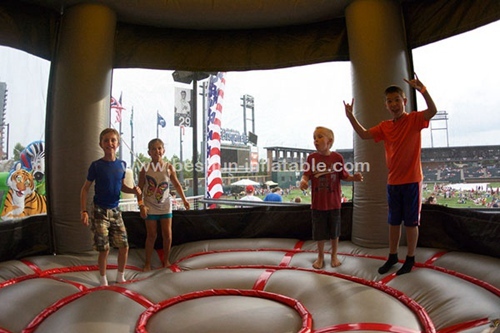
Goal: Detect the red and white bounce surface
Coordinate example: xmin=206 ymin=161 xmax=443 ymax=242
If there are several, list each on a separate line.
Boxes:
xmin=0 ymin=238 xmax=499 ymax=333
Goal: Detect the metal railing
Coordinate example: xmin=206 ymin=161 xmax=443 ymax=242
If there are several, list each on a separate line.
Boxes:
xmin=118 ymin=195 xmax=205 ymax=211
xmin=199 ymin=198 xmax=307 ymax=209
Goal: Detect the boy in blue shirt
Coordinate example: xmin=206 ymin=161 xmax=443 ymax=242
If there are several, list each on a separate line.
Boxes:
xmin=80 ymin=128 xmax=141 ymax=286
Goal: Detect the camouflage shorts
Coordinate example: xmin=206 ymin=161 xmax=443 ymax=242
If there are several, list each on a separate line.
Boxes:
xmin=90 ymin=205 xmax=128 ymax=251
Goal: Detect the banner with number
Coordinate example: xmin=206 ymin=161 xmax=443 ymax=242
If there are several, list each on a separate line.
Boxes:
xmin=174 ymin=87 xmax=192 ymax=127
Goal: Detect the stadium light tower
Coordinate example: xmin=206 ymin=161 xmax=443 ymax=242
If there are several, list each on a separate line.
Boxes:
xmin=430 ymin=110 xmax=449 ymax=148
xmin=240 ymin=94 xmax=255 ymax=141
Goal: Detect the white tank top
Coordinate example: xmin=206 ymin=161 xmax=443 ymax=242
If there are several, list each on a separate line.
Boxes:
xmin=142 ymin=162 xmax=172 ymax=214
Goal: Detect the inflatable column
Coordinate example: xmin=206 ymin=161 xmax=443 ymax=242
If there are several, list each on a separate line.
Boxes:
xmin=345 ymin=0 xmax=413 ymax=247
xmin=47 ymin=4 xmax=116 ymax=253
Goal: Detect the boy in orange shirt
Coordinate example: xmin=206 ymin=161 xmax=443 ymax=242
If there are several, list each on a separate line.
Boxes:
xmin=344 ymin=73 xmax=437 ymax=275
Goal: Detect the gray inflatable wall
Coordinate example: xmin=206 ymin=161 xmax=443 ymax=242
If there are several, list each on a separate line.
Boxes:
xmin=47 ymin=4 xmax=116 ymax=253
xmin=345 ymin=0 xmax=414 ymax=248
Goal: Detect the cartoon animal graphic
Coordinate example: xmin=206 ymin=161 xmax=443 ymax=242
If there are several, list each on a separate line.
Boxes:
xmin=1 ymin=168 xmax=47 ymax=219
xmin=12 ymin=140 xmax=46 ymax=195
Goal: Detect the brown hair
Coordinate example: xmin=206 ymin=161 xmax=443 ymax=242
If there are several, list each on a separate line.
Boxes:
xmin=385 ymin=85 xmax=406 ymax=98
xmin=148 ymin=138 xmax=165 ymax=150
xmin=99 ymin=128 xmax=120 ymax=143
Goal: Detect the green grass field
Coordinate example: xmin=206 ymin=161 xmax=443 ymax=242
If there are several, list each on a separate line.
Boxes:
xmin=421 ymin=182 xmax=500 ymax=209
xmin=236 ymin=182 xmax=500 ymax=209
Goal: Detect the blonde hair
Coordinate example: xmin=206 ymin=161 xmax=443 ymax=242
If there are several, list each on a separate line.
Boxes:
xmin=314 ymin=126 xmax=334 ymax=149
xmin=99 ymin=128 xmax=120 ymax=143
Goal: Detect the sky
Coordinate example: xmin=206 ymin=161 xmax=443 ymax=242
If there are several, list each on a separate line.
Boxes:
xmin=0 ymin=20 xmax=499 ymax=165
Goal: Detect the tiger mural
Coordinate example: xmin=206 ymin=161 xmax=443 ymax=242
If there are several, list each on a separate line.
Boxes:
xmin=12 ymin=140 xmax=46 ymax=195
xmin=1 ymin=168 xmax=47 ymax=219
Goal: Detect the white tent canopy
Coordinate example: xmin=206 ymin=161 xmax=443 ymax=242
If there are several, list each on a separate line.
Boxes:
xmin=444 ymin=183 xmax=489 ymax=191
xmin=231 ymin=179 xmax=260 ymax=186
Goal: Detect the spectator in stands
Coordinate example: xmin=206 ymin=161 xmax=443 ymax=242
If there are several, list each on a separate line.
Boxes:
xmin=264 ymin=187 xmax=283 ymax=202
xmin=491 ymin=198 xmax=499 ymax=208
xmin=344 ymin=73 xmax=437 ymax=275
xmin=424 ymin=196 xmax=437 ymax=204
xmin=170 ymin=192 xmax=179 ymax=210
xmin=240 ymin=185 xmax=263 ymax=204
xmin=293 ymin=196 xmax=302 ymax=203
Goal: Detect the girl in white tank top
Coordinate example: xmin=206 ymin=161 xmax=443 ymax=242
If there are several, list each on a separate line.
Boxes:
xmin=138 ymin=138 xmax=190 ymax=271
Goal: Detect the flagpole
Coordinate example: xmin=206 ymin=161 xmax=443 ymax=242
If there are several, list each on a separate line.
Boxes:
xmin=179 ymin=125 xmax=184 ymax=183
xmin=118 ymin=92 xmax=123 ymax=161
xmin=119 ymin=121 xmax=122 ymax=160
xmin=157 ymin=110 xmax=159 ymax=138
xmin=192 ymin=79 xmax=199 ymax=196
xmin=130 ymin=106 xmax=134 ymax=168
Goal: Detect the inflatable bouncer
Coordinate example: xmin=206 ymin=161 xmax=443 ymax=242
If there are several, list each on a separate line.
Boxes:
xmin=0 ymin=1 xmax=499 ymax=332
xmin=1 ymin=205 xmax=499 ymax=332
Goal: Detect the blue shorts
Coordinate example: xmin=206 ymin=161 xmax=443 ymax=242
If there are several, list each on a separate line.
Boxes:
xmin=147 ymin=213 xmax=173 ymax=220
xmin=387 ymin=182 xmax=421 ymax=227
xmin=311 ymin=209 xmax=341 ymax=241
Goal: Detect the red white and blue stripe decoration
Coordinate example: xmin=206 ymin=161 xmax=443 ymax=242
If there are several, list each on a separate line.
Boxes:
xmin=205 ymin=72 xmax=226 ymax=204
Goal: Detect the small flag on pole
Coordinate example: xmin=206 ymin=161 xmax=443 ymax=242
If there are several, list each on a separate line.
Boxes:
xmin=157 ymin=112 xmax=166 ymax=128
xmin=111 ymin=93 xmax=125 ymax=123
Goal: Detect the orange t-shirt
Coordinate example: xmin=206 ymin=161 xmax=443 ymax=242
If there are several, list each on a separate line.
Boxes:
xmin=369 ymin=111 xmax=429 ymax=185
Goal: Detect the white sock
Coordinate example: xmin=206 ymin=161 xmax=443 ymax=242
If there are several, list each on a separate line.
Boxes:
xmin=116 ymin=271 xmax=126 ymax=283
xmin=99 ymin=275 xmax=108 ymax=286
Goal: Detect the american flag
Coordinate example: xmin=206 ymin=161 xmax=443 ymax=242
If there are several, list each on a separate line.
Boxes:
xmin=110 ymin=93 xmax=125 ymax=123
xmin=205 ymin=73 xmax=225 ymax=205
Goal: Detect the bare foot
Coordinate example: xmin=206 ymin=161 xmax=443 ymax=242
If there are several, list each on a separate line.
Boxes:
xmin=143 ymin=264 xmax=151 ymax=272
xmin=331 ymin=256 xmax=342 ymax=267
xmin=163 ymin=261 xmax=171 ymax=268
xmin=312 ymin=258 xmax=324 ymax=269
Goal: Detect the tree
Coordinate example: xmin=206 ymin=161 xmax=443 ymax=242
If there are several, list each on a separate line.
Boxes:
xmin=258 ymin=158 xmax=268 ymax=175
xmin=132 ymin=153 xmax=150 ymax=182
xmin=13 ymin=143 xmax=25 ymax=161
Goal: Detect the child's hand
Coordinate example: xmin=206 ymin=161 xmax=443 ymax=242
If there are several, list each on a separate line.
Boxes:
xmin=343 ymin=99 xmax=354 ymax=117
xmin=183 ymin=200 xmax=190 ymax=210
xmin=134 ymin=186 xmax=142 ymax=197
xmin=299 ymin=179 xmax=308 ymax=191
xmin=404 ymin=73 xmax=425 ymax=92
xmin=81 ymin=211 xmax=89 ymax=226
xmin=139 ymin=205 xmax=148 ymax=219
xmin=354 ymin=172 xmax=363 ymax=182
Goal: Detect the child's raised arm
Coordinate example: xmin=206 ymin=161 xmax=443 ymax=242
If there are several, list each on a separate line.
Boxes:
xmin=404 ymin=73 xmax=437 ymax=121
xmin=344 ymin=99 xmax=373 ymax=140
